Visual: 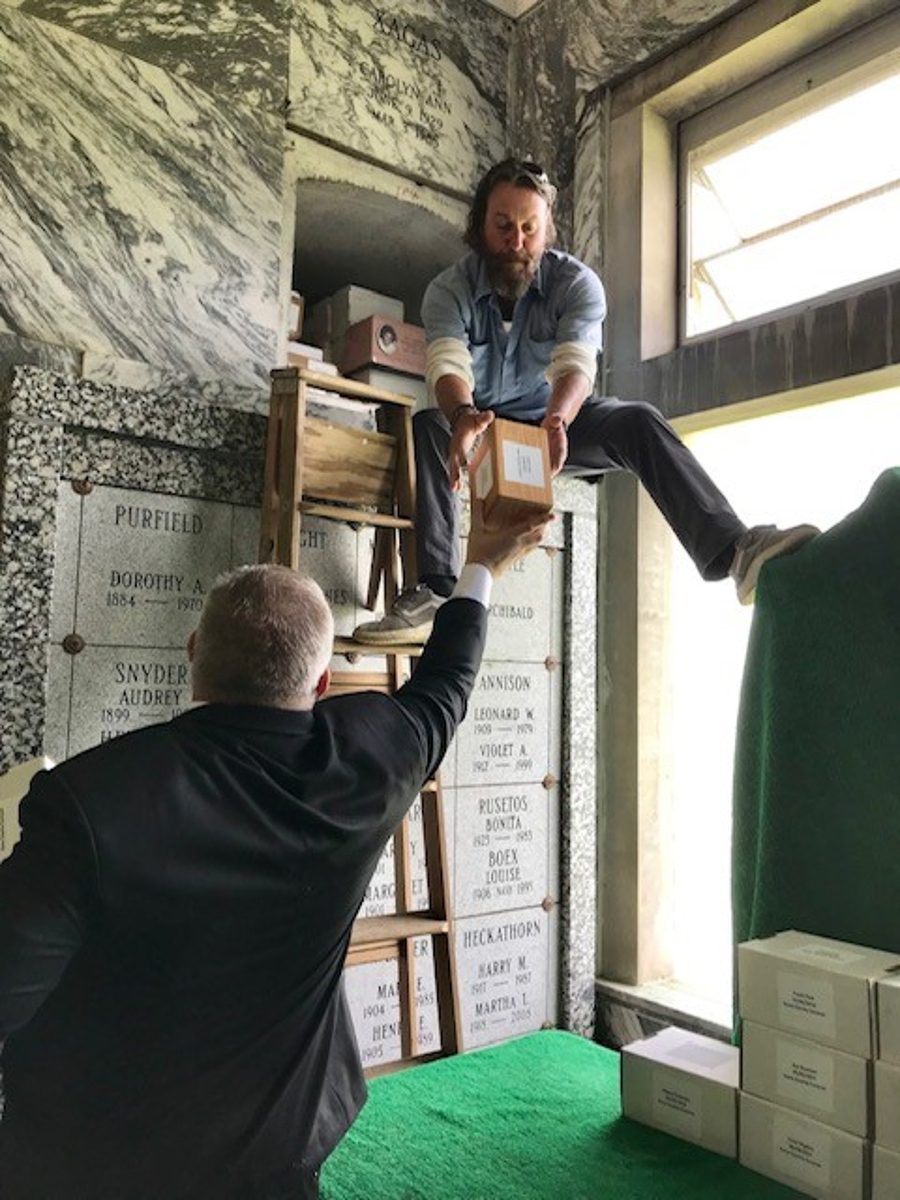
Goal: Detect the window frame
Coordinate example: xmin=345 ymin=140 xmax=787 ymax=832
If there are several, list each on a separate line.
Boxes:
xmin=679 ymin=13 xmax=900 ymax=343
xmin=597 ymin=0 xmax=900 ymax=999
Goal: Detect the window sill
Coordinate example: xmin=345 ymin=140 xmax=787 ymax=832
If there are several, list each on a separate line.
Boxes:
xmin=595 ymin=976 xmax=733 ymax=1046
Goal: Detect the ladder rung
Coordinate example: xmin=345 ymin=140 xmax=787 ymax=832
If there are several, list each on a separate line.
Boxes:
xmin=333 ymin=637 xmax=423 ymax=659
xmin=364 ymin=1050 xmax=445 ymax=1078
xmin=299 ymin=502 xmax=414 ymax=529
xmin=350 ymin=914 xmax=449 ymax=946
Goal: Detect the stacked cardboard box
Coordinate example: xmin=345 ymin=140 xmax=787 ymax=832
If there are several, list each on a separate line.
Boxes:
xmin=872 ymin=977 xmax=900 ymax=1197
xmin=344 ymin=366 xmax=428 ymax=414
xmin=303 ymin=285 xmax=405 ymax=367
xmin=738 ymin=930 xmax=900 ymax=1199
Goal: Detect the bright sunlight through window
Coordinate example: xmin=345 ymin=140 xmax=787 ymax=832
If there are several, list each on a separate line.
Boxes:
xmin=685 ymin=66 xmax=900 ymax=336
xmin=666 ymin=388 xmax=900 ymax=1017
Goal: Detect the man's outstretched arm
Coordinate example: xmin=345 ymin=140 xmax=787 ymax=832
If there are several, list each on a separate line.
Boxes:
xmin=395 ymin=502 xmax=553 ymax=778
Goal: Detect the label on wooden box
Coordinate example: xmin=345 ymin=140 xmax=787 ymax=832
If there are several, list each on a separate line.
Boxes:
xmin=469 ymin=418 xmax=552 ymax=521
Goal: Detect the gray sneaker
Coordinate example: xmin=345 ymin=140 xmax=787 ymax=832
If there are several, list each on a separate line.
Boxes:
xmin=730 ymin=523 xmax=820 ymax=605
xmin=352 ymin=585 xmax=446 ymax=645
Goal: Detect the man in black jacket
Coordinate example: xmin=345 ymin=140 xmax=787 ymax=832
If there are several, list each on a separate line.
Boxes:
xmin=0 ymin=500 xmax=551 ymax=1200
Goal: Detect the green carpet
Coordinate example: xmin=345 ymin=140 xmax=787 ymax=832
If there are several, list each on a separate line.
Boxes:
xmin=733 ymin=467 xmax=900 ymax=953
xmin=321 ymin=1031 xmax=800 ymax=1199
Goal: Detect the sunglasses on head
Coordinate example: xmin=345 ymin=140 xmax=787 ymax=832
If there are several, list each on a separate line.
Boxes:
xmin=487 ymin=158 xmax=551 ymax=187
xmin=518 ymin=160 xmax=549 ymax=184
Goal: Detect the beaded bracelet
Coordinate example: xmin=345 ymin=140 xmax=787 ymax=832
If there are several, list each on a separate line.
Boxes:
xmin=448 ymin=404 xmax=477 ymax=429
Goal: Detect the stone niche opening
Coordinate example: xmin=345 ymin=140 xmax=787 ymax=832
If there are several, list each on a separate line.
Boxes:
xmin=291 ymin=177 xmax=465 ymax=327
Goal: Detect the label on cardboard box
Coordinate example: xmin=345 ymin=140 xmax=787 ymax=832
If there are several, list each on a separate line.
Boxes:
xmin=503 ymin=441 xmax=545 ymax=489
xmin=774 ymin=1038 xmax=835 ymax=1113
xmin=772 ymin=1110 xmax=833 ymax=1189
xmin=651 ymin=1069 xmax=702 ymax=1139
xmin=777 ymin=971 xmax=837 ymax=1038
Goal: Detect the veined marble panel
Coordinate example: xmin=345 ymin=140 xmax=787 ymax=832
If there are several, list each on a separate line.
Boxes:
xmin=519 ymin=0 xmax=747 ymax=88
xmin=14 ymin=0 xmax=290 ymax=114
xmin=80 ymin=353 xmax=269 ymax=414
xmin=1 ymin=9 xmax=281 ymax=388
xmin=574 ymin=86 xmax=606 ymax=274
xmin=288 ymin=0 xmax=511 ymax=194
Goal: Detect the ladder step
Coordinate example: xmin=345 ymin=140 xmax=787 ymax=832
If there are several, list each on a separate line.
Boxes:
xmin=299 ymin=502 xmax=414 ymax=529
xmin=364 ymin=1050 xmax=445 ymax=1078
xmin=333 ymin=636 xmax=423 ymax=660
xmin=350 ymin=914 xmax=450 ymax=946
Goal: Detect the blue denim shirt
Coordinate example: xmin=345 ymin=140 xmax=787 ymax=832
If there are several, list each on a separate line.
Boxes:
xmin=421 ymin=249 xmax=606 ymax=422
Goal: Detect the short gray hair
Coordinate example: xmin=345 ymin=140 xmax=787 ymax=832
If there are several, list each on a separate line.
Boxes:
xmin=191 ymin=565 xmax=334 ymax=706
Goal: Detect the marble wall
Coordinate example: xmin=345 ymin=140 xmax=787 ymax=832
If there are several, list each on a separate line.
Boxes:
xmin=288 ymin=0 xmax=511 ymax=196
xmin=512 ymin=0 xmax=748 ymax=256
xmin=1 ymin=3 xmax=285 ymax=388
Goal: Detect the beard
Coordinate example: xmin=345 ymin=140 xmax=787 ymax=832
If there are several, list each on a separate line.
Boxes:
xmin=484 ymin=249 xmax=541 ymax=301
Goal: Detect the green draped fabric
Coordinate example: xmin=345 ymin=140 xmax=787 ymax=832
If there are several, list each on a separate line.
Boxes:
xmin=733 ymin=467 xmax=900 ymax=965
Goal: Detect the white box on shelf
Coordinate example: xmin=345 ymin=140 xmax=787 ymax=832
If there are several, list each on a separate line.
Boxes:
xmin=620 ymin=1026 xmax=739 ymax=1158
xmin=347 ymin=366 xmax=428 ymax=412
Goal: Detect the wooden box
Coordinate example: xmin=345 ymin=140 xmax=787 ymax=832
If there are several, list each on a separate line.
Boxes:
xmin=340 ymin=315 xmax=426 ymax=376
xmin=468 ymin=418 xmax=552 ymax=521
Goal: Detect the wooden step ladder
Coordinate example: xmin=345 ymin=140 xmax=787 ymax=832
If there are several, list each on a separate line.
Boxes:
xmin=259 ymin=365 xmax=462 ymax=1072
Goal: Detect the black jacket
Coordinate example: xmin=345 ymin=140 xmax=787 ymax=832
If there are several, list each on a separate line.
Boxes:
xmin=0 ymin=598 xmax=486 ymax=1200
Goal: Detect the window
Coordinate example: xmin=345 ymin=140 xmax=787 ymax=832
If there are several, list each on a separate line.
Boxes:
xmin=682 ymin=21 xmax=900 ymax=337
xmin=665 ymin=386 xmax=900 ymax=1017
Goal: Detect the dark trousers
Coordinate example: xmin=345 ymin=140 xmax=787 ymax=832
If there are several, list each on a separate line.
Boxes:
xmin=413 ymin=397 xmax=747 ymax=583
